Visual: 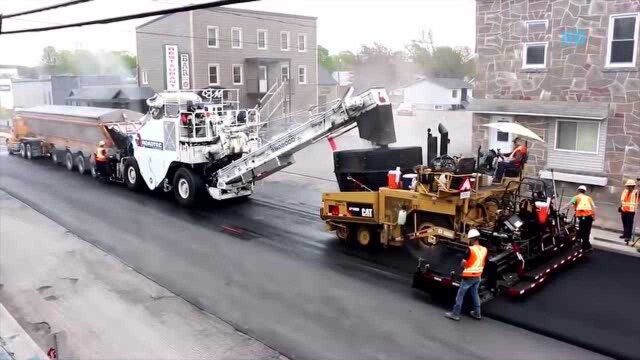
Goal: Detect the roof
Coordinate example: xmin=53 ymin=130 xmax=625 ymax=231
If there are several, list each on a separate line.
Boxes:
xmin=137 ymin=6 xmax=316 ymax=30
xmin=16 ymin=105 xmax=143 ymax=122
xmin=66 ymin=86 xmax=155 ymax=101
xmin=318 ymin=66 xmax=338 ymax=86
xmin=467 ymin=99 xmax=610 ymax=120
xmin=428 ymin=78 xmax=471 ymax=89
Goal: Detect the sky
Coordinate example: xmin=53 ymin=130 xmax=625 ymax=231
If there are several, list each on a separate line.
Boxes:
xmin=0 ymin=0 xmax=476 ymax=66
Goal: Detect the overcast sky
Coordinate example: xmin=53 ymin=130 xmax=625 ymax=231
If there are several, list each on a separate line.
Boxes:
xmin=0 ymin=0 xmax=476 ymax=66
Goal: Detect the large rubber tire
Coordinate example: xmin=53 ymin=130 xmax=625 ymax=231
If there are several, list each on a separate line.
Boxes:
xmin=356 ymin=225 xmax=379 ymax=248
xmin=19 ymin=143 xmax=26 ymax=158
xmin=173 ymin=167 xmax=203 ymax=207
xmin=336 ymin=224 xmax=354 ymax=242
xmin=124 ymin=158 xmax=144 ymax=191
xmin=64 ymin=151 xmax=75 ymax=171
xmin=51 ymin=149 xmax=60 ymax=164
xmin=76 ymin=153 xmax=87 ymax=174
xmin=26 ymin=144 xmax=34 ymax=160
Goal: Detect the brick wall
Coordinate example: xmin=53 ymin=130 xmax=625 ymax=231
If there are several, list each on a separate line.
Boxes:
xmin=475 ymin=0 xmax=640 ymax=193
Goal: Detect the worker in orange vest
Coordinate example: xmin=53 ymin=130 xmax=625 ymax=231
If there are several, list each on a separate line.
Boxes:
xmin=570 ymin=185 xmax=595 ymax=251
xmin=620 ymin=179 xmax=638 ymax=244
xmin=445 ymin=229 xmax=487 ymax=321
xmin=94 ymin=140 xmax=109 ymax=177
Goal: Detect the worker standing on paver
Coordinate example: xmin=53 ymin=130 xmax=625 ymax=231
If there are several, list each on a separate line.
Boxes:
xmin=570 ymin=185 xmax=595 ymax=252
xmin=620 ymin=179 xmax=638 ymax=244
xmin=445 ymin=229 xmax=487 ymax=321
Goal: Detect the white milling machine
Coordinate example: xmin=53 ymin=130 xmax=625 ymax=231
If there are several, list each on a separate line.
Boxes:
xmin=110 ymin=87 xmax=394 ymax=206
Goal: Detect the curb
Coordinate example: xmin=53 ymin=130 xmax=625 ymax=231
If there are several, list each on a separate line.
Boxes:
xmin=0 ymin=303 xmax=49 ymax=360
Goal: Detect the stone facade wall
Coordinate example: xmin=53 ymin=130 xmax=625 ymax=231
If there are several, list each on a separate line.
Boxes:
xmin=475 ymin=0 xmax=640 ymax=194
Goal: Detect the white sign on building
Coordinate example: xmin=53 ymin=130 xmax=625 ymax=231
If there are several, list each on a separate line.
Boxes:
xmin=180 ymin=53 xmax=191 ymax=90
xmin=164 ymin=45 xmax=179 ymax=91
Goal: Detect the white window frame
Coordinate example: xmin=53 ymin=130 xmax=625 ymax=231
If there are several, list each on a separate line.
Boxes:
xmin=257 ymin=29 xmax=268 ymax=50
xmin=522 ymin=42 xmax=548 ymax=69
xmin=605 ymin=13 xmax=640 ymax=68
xmin=281 ymin=64 xmax=290 ymax=82
xmin=208 ymin=63 xmax=220 ymax=86
xmin=232 ymin=64 xmax=243 ymax=85
xmin=207 ymin=26 xmax=219 ymax=48
xmin=298 ymin=65 xmax=307 ymax=84
xmin=525 ymin=19 xmax=548 ymax=33
xmin=231 ymin=27 xmax=243 ymax=49
xmin=141 ymin=70 xmax=148 ymax=85
xmin=297 ymin=33 xmax=307 ymax=52
xmin=554 ymin=119 xmax=601 ymax=155
xmin=280 ymin=31 xmax=290 ymax=51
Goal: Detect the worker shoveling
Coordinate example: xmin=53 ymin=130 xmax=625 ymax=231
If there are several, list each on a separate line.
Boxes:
xmin=321 ymin=122 xmax=587 ymax=302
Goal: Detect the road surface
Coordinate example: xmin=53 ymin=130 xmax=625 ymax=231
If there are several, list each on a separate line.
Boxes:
xmin=0 ymin=153 xmax=605 ymax=360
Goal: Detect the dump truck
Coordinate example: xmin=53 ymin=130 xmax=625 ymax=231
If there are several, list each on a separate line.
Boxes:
xmin=6 ymin=87 xmax=395 ymax=206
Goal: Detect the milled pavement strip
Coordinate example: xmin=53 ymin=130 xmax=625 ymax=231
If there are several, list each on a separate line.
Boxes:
xmin=0 ymin=190 xmax=286 ymax=360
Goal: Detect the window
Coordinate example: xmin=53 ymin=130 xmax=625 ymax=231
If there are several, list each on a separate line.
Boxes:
xmin=232 ymin=64 xmax=243 ymax=85
xmin=281 ymin=64 xmax=290 ymax=82
xmin=555 ymin=120 xmax=600 ymax=153
xmin=281 ymin=31 xmax=290 ymax=51
xmin=451 ymin=89 xmax=458 ymax=98
xmin=298 ymin=33 xmax=307 ymax=52
xmin=257 ymin=29 xmax=268 ymax=50
xmin=208 ymin=64 xmax=219 ymax=85
xmin=525 ymin=20 xmax=548 ymax=34
xmin=298 ymin=65 xmax=307 ymax=84
xmin=232 ymin=27 xmax=243 ymax=49
xmin=207 ymin=26 xmax=219 ymax=48
xmin=606 ymin=14 xmax=639 ymax=67
xmin=522 ymin=42 xmax=547 ymax=69
xmin=141 ymin=70 xmax=148 ymax=85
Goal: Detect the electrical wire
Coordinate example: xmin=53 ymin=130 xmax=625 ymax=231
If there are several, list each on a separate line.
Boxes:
xmin=0 ymin=0 xmax=256 ymax=35
xmin=1 ymin=0 xmax=93 ymax=19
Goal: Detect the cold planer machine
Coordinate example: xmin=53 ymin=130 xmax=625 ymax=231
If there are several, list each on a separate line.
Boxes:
xmin=412 ymin=177 xmax=585 ymax=300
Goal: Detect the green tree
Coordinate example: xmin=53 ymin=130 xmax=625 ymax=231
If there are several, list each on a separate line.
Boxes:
xmin=39 ymin=47 xmax=137 ymax=76
xmin=318 ymin=45 xmax=337 ymax=72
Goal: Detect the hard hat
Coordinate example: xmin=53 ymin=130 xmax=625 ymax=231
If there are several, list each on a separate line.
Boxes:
xmin=625 ymin=179 xmax=637 ymax=187
xmin=98 ymin=140 xmax=105 ymax=146
xmin=577 ymin=185 xmax=587 ymax=192
xmin=468 ymin=229 xmax=481 ymax=239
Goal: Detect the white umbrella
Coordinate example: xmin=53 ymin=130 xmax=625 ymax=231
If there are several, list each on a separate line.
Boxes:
xmin=482 ymin=122 xmax=544 ymax=142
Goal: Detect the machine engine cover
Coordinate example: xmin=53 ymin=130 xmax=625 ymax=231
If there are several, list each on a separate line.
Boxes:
xmin=355 ymin=104 xmax=396 ymax=145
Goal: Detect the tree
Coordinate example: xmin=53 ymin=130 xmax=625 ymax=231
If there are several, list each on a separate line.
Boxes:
xmin=318 ymin=45 xmax=337 ymax=72
xmin=41 ymin=46 xmax=58 ymax=75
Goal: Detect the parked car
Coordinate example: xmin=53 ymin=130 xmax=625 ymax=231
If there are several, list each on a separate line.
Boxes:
xmin=396 ymin=102 xmax=414 ymax=116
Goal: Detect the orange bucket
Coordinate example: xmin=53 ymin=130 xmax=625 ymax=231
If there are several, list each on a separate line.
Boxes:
xmin=387 ymin=170 xmax=400 ymax=189
xmin=535 ymin=201 xmax=549 ymax=224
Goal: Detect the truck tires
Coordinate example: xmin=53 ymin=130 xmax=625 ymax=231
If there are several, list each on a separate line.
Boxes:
xmin=357 ymin=226 xmax=379 ymax=248
xmin=76 ymin=153 xmax=87 ymax=174
xmin=65 ymin=151 xmax=75 ymax=171
xmin=51 ymin=149 xmax=60 ymax=164
xmin=26 ymin=144 xmax=33 ymax=160
xmin=19 ymin=143 xmax=26 ymax=158
xmin=173 ymin=167 xmax=203 ymax=207
xmin=124 ymin=159 xmax=144 ymax=191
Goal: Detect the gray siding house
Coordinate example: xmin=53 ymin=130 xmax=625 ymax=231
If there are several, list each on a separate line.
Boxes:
xmin=136 ymin=7 xmax=318 ymax=112
xmin=470 ymin=0 xmax=640 ymax=208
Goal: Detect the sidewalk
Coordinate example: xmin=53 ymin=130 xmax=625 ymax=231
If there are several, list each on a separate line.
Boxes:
xmin=591 ymin=227 xmax=640 ymax=258
xmin=0 ymin=191 xmax=285 ymax=360
xmin=1 ymin=303 xmax=49 ymax=360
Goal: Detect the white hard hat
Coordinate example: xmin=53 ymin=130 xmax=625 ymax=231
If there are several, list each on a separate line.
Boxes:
xmin=468 ymin=229 xmax=480 ymax=239
xmin=98 ymin=140 xmax=105 ymax=146
xmin=577 ymin=185 xmax=587 ymax=192
xmin=625 ymin=179 xmax=637 ymax=187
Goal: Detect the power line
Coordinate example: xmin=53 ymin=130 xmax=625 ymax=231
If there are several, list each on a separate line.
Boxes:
xmin=1 ymin=0 xmax=93 ymax=19
xmin=0 ymin=0 xmax=256 ymax=35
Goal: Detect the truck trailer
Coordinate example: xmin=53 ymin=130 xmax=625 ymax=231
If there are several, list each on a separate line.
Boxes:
xmin=6 ymin=87 xmax=395 ymax=206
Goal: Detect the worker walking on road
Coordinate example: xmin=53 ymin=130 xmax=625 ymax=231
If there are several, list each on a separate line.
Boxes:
xmin=620 ymin=179 xmax=638 ymax=244
xmin=570 ymin=185 xmax=595 ymax=252
xmin=445 ymin=229 xmax=487 ymax=321
xmin=95 ymin=140 xmax=109 ymax=178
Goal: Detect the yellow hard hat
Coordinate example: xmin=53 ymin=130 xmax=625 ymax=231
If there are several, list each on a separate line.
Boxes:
xmin=98 ymin=140 xmax=105 ymax=146
xmin=625 ymin=179 xmax=637 ymax=187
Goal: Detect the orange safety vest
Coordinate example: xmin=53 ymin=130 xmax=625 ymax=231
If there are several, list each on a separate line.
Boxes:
xmin=95 ymin=146 xmax=107 ymax=162
xmin=621 ymin=189 xmax=638 ymax=212
xmin=574 ymin=193 xmax=595 ymax=217
xmin=462 ymin=244 xmax=488 ymax=278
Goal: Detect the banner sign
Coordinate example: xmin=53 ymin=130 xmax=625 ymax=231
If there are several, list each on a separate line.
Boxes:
xmin=164 ymin=45 xmax=179 ymax=91
xmin=180 ymin=53 xmax=191 ymax=90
